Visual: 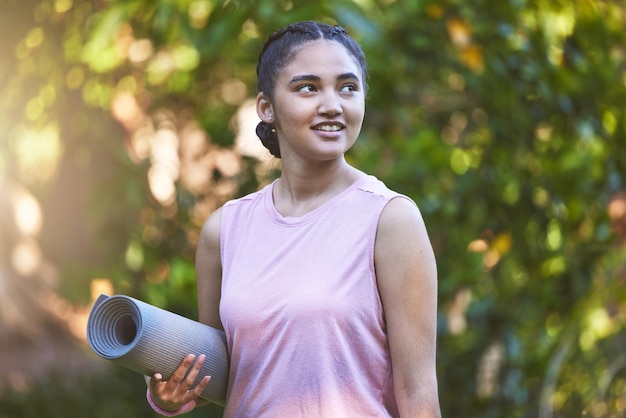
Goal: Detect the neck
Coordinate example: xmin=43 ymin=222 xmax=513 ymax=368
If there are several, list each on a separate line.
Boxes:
xmin=273 ymin=159 xmax=364 ymax=216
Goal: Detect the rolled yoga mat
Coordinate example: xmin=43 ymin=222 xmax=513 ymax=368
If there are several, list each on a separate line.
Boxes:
xmin=86 ymin=294 xmax=229 ymax=406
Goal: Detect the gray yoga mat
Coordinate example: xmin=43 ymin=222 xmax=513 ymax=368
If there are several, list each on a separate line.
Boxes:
xmin=86 ymin=294 xmax=229 ymax=406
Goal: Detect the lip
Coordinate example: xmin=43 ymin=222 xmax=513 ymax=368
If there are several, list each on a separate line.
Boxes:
xmin=311 ymin=121 xmax=346 ymax=134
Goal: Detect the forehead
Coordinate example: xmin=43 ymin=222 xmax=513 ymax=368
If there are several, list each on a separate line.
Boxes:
xmin=279 ymin=39 xmax=363 ymax=81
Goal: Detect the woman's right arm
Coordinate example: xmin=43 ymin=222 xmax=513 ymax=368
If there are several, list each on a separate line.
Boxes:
xmin=196 ymin=206 xmax=224 ymax=330
xmin=147 ymin=207 xmax=224 ymax=413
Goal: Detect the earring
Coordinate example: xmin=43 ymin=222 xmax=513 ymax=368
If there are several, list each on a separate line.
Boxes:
xmin=266 ymin=115 xmax=275 ymax=132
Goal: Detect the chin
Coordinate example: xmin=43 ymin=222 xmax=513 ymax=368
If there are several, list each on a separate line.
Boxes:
xmin=316 ymin=145 xmax=355 ymax=160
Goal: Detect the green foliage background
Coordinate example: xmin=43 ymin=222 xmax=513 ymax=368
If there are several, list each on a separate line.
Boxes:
xmin=1 ymin=0 xmax=625 ymax=417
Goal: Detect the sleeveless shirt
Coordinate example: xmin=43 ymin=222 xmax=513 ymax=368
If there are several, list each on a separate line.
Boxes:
xmin=219 ymin=175 xmax=410 ymax=417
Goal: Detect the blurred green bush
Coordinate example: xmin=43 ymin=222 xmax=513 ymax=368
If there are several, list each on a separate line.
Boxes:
xmin=0 ymin=366 xmax=224 ymax=418
xmin=1 ymin=0 xmax=625 ymax=416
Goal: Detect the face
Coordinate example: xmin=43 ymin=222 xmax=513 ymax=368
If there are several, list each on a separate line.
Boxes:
xmin=257 ymin=40 xmax=366 ymax=163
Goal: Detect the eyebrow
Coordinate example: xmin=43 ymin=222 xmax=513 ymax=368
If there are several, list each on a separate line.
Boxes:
xmin=288 ymin=72 xmax=361 ymax=85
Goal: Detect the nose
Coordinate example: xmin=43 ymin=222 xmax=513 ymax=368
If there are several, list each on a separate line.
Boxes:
xmin=318 ymin=90 xmax=342 ymax=116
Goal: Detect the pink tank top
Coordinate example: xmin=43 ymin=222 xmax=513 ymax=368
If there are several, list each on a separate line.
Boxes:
xmin=219 ymin=175 xmax=409 ymax=417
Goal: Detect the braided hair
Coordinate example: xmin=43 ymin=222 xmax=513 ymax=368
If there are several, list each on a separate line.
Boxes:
xmin=255 ymin=21 xmax=368 ymax=158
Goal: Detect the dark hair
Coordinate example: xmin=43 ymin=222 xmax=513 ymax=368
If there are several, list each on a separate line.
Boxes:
xmin=255 ymin=21 xmax=368 ymax=158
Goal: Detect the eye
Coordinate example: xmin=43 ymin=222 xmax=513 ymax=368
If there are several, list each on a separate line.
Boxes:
xmin=340 ymin=83 xmax=358 ymax=93
xmin=297 ymin=84 xmax=316 ymax=93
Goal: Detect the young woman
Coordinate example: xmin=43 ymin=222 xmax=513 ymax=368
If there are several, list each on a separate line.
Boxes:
xmin=147 ymin=21 xmax=440 ymax=417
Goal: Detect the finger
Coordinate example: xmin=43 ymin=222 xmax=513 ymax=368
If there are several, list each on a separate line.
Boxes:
xmin=149 ymin=373 xmax=170 ymax=402
xmin=181 ymin=375 xmax=211 ymax=405
xmin=149 ymin=373 xmax=164 ymax=389
xmin=167 ymin=354 xmax=196 ymax=387
xmin=181 ymin=354 xmax=205 ymax=389
xmin=191 ymin=375 xmax=211 ymax=397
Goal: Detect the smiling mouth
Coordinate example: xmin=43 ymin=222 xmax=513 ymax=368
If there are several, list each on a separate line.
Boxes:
xmin=313 ymin=123 xmax=344 ymax=132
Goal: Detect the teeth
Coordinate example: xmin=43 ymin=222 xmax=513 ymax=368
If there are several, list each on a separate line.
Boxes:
xmin=315 ymin=125 xmax=342 ymax=132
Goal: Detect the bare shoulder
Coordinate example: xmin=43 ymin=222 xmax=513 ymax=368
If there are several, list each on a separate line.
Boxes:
xmin=374 ymin=196 xmax=437 ymax=295
xmin=198 ymin=206 xmax=223 ymax=249
xmin=376 ymin=197 xmax=432 ymax=251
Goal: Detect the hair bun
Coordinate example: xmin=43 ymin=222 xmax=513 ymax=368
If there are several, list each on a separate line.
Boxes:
xmin=255 ymin=121 xmax=281 ymax=158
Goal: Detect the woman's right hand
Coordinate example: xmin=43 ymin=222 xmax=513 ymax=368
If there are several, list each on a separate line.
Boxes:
xmin=148 ymin=354 xmax=211 ymax=412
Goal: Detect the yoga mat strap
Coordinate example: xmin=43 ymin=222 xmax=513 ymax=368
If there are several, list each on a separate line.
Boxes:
xmin=86 ymin=294 xmax=229 ymax=406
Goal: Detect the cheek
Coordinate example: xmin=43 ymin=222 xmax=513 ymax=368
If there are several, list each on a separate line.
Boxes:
xmin=288 ymin=107 xmax=309 ymax=120
xmin=275 ymin=100 xmax=313 ymax=124
xmin=348 ymin=103 xmax=366 ymax=124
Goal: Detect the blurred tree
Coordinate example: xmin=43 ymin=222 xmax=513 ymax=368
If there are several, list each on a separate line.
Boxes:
xmin=353 ymin=1 xmax=626 ymax=417
xmin=0 ymin=0 xmax=105 ymax=393
xmin=0 ymin=0 xmax=625 ymax=417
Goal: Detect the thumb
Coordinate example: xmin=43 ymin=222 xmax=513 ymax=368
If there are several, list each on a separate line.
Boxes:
xmin=149 ymin=373 xmax=164 ymax=389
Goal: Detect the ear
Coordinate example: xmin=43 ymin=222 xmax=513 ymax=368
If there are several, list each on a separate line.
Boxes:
xmin=256 ymin=92 xmax=274 ymax=123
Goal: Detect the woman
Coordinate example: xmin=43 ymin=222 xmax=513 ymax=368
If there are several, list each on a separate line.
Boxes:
xmin=147 ymin=20 xmax=440 ymax=417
